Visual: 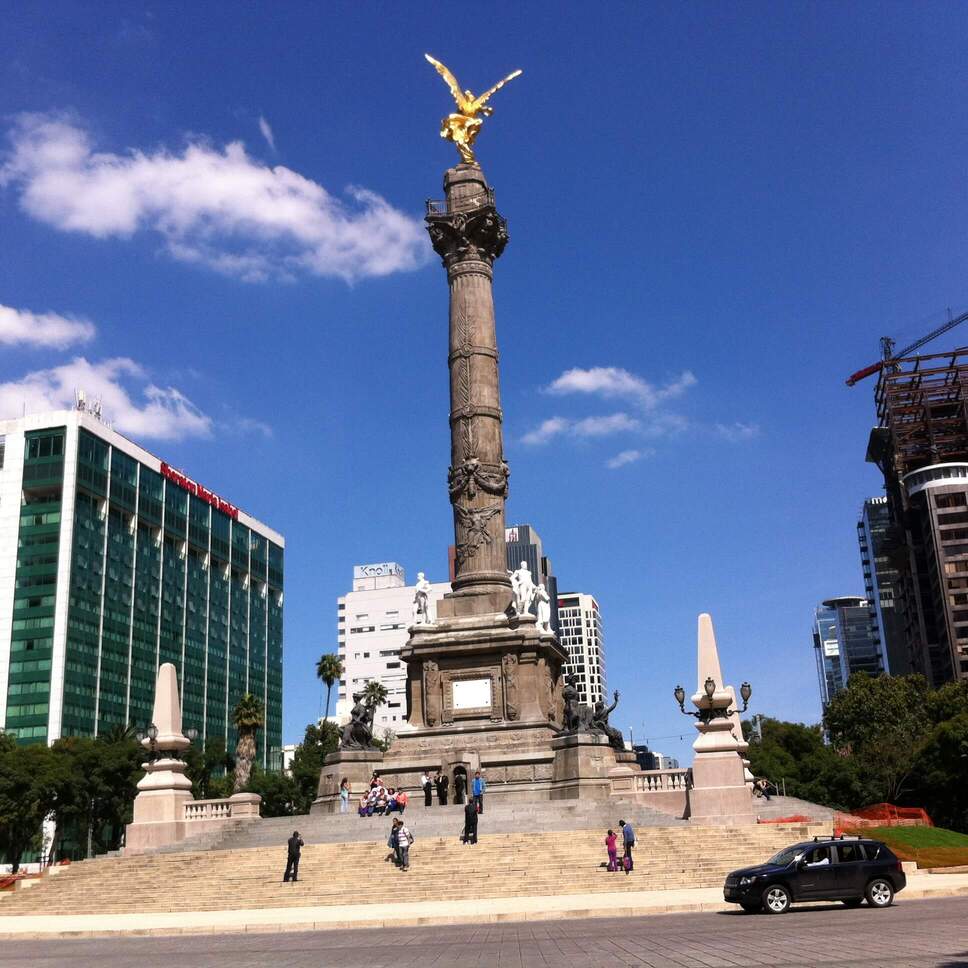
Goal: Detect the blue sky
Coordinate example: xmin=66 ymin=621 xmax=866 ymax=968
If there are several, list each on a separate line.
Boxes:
xmin=3 ymin=2 xmax=968 ymax=763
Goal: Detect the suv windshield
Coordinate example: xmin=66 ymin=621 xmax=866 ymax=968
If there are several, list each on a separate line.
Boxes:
xmin=767 ymin=845 xmax=807 ymax=866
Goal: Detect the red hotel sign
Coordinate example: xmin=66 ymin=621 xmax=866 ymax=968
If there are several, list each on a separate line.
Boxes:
xmin=160 ymin=462 xmax=239 ymax=520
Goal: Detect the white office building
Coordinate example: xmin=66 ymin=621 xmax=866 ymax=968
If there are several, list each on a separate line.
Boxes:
xmin=336 ymin=563 xmax=449 ymax=737
xmin=557 ymin=592 xmax=606 ymax=706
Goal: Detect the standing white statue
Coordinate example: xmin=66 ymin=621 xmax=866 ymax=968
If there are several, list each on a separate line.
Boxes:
xmin=413 ymin=571 xmax=433 ymax=625
xmin=508 ymin=561 xmax=536 ymax=615
xmin=535 ymin=583 xmax=552 ymax=632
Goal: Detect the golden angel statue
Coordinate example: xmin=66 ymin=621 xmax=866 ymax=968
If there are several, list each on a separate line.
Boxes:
xmin=424 ymin=54 xmax=522 ymax=164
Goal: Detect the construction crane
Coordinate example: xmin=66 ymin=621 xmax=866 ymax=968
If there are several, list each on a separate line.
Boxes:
xmin=845 ymin=310 xmax=968 ymax=386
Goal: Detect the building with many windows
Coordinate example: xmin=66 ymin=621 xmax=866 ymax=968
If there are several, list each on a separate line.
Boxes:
xmin=857 ymin=496 xmax=907 ymax=675
xmin=336 ymin=563 xmax=449 ymax=737
xmin=556 ymin=592 xmax=605 ymax=706
xmin=0 ymin=410 xmax=284 ymax=767
xmin=812 ymin=596 xmax=882 ymax=712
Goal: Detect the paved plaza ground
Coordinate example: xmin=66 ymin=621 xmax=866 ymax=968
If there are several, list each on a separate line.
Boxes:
xmin=3 ymin=896 xmax=965 ymax=968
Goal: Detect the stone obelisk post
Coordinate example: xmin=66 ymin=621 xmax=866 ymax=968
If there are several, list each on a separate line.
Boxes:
xmin=427 ymin=163 xmax=511 ymax=618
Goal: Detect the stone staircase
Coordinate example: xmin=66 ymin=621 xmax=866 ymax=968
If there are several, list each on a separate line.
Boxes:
xmin=0 ymin=821 xmax=828 ymax=916
xmin=170 ymin=799 xmax=687 ymax=853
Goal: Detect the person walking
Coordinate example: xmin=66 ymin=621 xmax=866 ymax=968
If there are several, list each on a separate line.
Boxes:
xmin=619 ymin=818 xmax=635 ymax=873
xmin=283 ymin=830 xmax=304 ymax=883
xmin=386 ymin=819 xmax=401 ymax=865
xmin=339 ymin=777 xmax=350 ymax=814
xmin=396 ymin=820 xmax=414 ymax=870
xmin=435 ymin=771 xmax=450 ymax=806
xmin=472 ymin=770 xmax=486 ymax=813
xmin=605 ymin=829 xmax=618 ymax=872
xmin=421 ymin=770 xmax=433 ymax=806
xmin=462 ymin=798 xmax=479 ymax=845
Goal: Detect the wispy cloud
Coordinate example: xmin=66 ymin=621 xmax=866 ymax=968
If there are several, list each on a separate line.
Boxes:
xmin=0 ymin=357 xmax=212 ymax=440
xmin=605 ymin=448 xmax=651 ymax=470
xmin=0 ymin=302 xmax=95 ymax=348
xmin=521 ymin=412 xmax=639 ymax=445
xmin=258 ymin=115 xmax=276 ymax=153
xmin=546 ymin=366 xmax=697 ymax=410
xmin=714 ymin=421 xmax=760 ymax=442
xmin=1 ymin=113 xmax=428 ymax=283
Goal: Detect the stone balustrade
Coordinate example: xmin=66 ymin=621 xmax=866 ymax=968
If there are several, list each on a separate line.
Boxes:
xmin=184 ymin=799 xmax=234 ymax=821
xmin=630 ymin=768 xmax=693 ymax=793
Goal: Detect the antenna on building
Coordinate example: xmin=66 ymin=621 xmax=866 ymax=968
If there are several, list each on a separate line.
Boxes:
xmin=92 ymin=398 xmax=103 ymax=421
xmin=75 ymin=388 xmax=87 ymax=412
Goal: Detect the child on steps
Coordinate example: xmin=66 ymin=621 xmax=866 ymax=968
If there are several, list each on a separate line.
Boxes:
xmin=605 ymin=829 xmax=618 ymax=872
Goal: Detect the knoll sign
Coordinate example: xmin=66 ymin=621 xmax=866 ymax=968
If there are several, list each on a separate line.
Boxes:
xmin=160 ymin=462 xmax=240 ymax=520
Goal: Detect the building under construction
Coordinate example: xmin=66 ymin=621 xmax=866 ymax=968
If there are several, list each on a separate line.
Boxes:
xmin=866 ymin=347 xmax=968 ymax=686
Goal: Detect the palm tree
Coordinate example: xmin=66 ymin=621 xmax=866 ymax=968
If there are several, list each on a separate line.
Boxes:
xmin=362 ymin=679 xmax=389 ymax=713
xmin=231 ymin=693 xmax=265 ymax=793
xmin=316 ymin=653 xmax=343 ymax=722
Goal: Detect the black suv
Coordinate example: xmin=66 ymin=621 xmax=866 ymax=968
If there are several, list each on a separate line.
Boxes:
xmin=724 ymin=836 xmax=906 ymax=915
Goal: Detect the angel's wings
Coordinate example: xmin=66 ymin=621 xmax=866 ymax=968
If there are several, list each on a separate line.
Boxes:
xmin=425 ymin=54 xmax=467 ymax=109
xmin=471 ymin=69 xmax=523 ymax=111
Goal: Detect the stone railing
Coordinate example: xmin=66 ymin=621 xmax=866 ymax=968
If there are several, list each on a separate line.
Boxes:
xmin=631 ymin=768 xmax=693 ymax=793
xmin=184 ymin=799 xmax=234 ymax=821
xmin=183 ymin=792 xmax=261 ymax=822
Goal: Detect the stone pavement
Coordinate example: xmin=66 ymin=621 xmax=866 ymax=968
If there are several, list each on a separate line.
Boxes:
xmin=0 ymin=869 xmax=966 ymax=939
xmin=1 ymin=896 xmax=966 ymax=967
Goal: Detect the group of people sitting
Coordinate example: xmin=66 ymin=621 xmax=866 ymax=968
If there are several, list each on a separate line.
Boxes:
xmin=344 ymin=773 xmax=410 ymax=817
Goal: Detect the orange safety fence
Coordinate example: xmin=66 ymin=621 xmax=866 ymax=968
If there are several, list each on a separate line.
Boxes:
xmin=834 ymin=803 xmax=933 ymax=834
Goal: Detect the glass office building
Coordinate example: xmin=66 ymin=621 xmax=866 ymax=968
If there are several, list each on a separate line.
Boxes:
xmin=0 ymin=410 xmax=284 ymax=766
xmin=812 ymin=596 xmax=882 ymax=713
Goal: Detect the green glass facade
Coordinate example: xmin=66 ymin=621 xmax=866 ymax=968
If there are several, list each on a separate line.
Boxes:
xmin=1 ymin=420 xmax=284 ymax=765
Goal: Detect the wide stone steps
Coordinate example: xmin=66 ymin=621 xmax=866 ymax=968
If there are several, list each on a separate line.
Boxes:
xmin=0 ymin=823 xmax=826 ymax=915
xmin=160 ymin=800 xmax=690 ymax=853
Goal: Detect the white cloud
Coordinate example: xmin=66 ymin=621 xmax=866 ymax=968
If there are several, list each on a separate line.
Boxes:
xmin=258 ymin=116 xmax=276 ymax=153
xmin=0 ymin=357 xmax=212 ymax=440
xmin=0 ymin=302 xmax=95 ymax=348
xmin=714 ymin=421 xmax=760 ymax=442
xmin=1 ymin=113 xmax=428 ymax=282
xmin=546 ymin=366 xmax=697 ymax=410
xmin=521 ymin=412 xmax=639 ymax=445
xmin=605 ymin=448 xmax=651 ymax=470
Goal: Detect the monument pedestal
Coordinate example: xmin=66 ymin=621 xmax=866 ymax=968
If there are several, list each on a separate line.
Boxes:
xmin=688 ymin=753 xmax=755 ymax=825
xmin=550 ymin=733 xmax=625 ymax=800
xmin=311 ymin=749 xmax=385 ymax=815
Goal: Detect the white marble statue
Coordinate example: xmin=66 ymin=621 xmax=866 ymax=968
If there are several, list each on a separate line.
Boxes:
xmin=509 ymin=561 xmax=536 ymax=615
xmin=535 ymin=583 xmax=552 ymax=632
xmin=413 ymin=571 xmax=433 ymax=625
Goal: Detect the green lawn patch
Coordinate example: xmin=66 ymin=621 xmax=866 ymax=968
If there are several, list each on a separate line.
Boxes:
xmin=849 ymin=825 xmax=968 ymax=868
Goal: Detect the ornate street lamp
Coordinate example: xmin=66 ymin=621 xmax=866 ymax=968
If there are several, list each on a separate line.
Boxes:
xmin=673 ymin=679 xmax=752 ymax=724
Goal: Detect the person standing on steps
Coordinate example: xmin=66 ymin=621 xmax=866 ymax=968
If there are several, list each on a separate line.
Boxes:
xmin=472 ymin=769 xmax=486 ymax=813
xmin=453 ymin=768 xmax=466 ymax=805
xmin=462 ymin=798 xmax=478 ymax=844
xmin=435 ymin=770 xmax=449 ymax=805
xmin=619 ymin=819 xmax=635 ymax=873
xmin=396 ymin=819 xmax=414 ymax=870
xmin=339 ymin=777 xmax=350 ymax=814
xmin=283 ymin=830 xmax=304 ymax=883
xmin=605 ymin=829 xmax=618 ymax=872
xmin=421 ymin=770 xmax=433 ymax=806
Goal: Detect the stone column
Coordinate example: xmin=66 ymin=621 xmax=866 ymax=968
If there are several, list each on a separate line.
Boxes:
xmin=687 ymin=614 xmax=754 ymax=825
xmin=427 ymin=163 xmax=511 ymax=618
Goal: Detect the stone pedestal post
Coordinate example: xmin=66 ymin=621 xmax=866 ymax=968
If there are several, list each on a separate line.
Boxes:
xmin=311 ymin=749 xmax=385 ymax=815
xmin=687 ymin=614 xmax=754 ymax=825
xmin=126 ymin=663 xmax=195 ymax=851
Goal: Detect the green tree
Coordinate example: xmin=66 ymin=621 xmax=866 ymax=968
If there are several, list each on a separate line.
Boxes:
xmin=909 ymin=712 xmax=968 ymax=832
xmin=824 ymin=673 xmax=931 ymax=803
xmin=246 ymin=768 xmax=298 ymax=817
xmin=0 ymin=743 xmax=64 ymax=872
xmin=316 ymin=653 xmax=343 ymax=722
xmin=289 ymin=721 xmax=340 ymax=814
xmin=231 ymin=693 xmax=265 ymax=793
xmin=362 ymin=679 xmax=389 ymax=711
xmin=184 ymin=737 xmax=234 ymax=800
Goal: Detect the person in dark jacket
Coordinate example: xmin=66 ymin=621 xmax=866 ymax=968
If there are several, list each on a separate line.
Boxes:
xmin=461 ymin=798 xmax=478 ymax=845
xmin=284 ymin=830 xmax=304 ymax=882
xmin=619 ymin=819 xmax=635 ymax=873
xmin=435 ymin=771 xmax=450 ymax=805
xmin=453 ymin=769 xmax=466 ymax=804
xmin=420 ymin=770 xmax=433 ymax=806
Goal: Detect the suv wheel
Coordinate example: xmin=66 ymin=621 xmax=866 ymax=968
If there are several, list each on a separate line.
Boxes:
xmin=763 ymin=885 xmax=791 ymax=915
xmin=866 ymin=878 xmax=894 ymax=908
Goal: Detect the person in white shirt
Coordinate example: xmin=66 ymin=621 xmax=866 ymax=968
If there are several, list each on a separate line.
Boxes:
xmin=420 ymin=771 xmax=433 ymax=806
xmin=395 ymin=820 xmax=414 ymax=870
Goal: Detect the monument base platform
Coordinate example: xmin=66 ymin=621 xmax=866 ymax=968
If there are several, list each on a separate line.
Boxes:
xmin=311 ymin=748 xmax=385 ymax=815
